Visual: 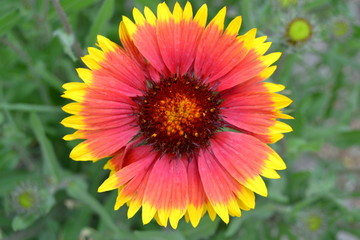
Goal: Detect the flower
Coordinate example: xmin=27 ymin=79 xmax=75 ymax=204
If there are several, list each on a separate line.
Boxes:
xmin=330 ymin=17 xmax=352 ymax=41
xmin=277 ymin=0 xmax=298 ymax=9
xmin=293 ymin=209 xmax=327 ymax=240
xmin=285 ymin=17 xmax=313 ymax=45
xmin=61 ymin=2 xmax=292 ymax=228
xmin=11 ymin=183 xmax=39 ymax=214
xmin=10 ymin=182 xmax=52 ymax=215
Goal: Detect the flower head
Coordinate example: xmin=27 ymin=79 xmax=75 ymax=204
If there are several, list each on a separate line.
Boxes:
xmin=293 ymin=209 xmax=327 ymax=239
xmin=10 ymin=182 xmax=44 ymax=215
xmin=61 ymin=2 xmax=292 ymax=228
xmin=330 ymin=17 xmax=352 ymax=41
xmin=278 ymin=0 xmax=298 ymax=9
xmin=285 ymin=17 xmax=313 ymax=45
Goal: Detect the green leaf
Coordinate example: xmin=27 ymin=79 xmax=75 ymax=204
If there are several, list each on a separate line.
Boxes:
xmin=306 ymin=167 xmax=336 ymax=197
xmin=304 ymin=0 xmax=331 ymax=11
xmin=35 ymin=62 xmax=64 ymax=92
xmin=40 ymin=188 xmax=56 ymax=215
xmin=30 ymin=112 xmax=63 ymax=183
xmin=86 ymin=0 xmax=115 ymax=46
xmin=0 ymin=9 xmax=23 ymax=35
xmin=53 ymin=29 xmax=76 ymax=61
xmin=133 ymin=0 xmax=159 ymax=11
xmin=240 ymin=0 xmax=255 ymax=29
xmin=48 ymin=0 xmax=97 ymax=19
xmin=277 ymin=53 xmax=297 ymax=86
xmin=12 ymin=214 xmax=39 ymax=231
xmin=331 ymin=130 xmax=360 ymax=148
xmin=225 ymin=217 xmax=245 ymax=237
xmin=61 ymin=206 xmax=92 ymax=240
xmin=287 ymin=171 xmax=311 ymax=202
xmin=267 ymin=177 xmax=289 ymax=203
xmin=65 ymin=177 xmax=129 ymax=236
xmin=287 ymin=137 xmax=323 ymax=156
xmin=0 ymin=103 xmax=61 ymax=113
xmin=178 ymin=217 xmax=220 ymax=239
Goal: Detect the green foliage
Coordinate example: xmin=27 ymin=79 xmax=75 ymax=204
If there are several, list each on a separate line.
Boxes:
xmin=0 ymin=0 xmax=359 ymax=239
xmin=86 ymin=0 xmax=115 ymax=46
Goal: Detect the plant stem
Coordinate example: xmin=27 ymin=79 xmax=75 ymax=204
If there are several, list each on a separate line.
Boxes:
xmin=50 ymin=0 xmax=83 ymax=58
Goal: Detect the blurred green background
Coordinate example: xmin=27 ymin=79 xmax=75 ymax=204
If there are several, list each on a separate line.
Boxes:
xmin=1 ymin=0 xmax=359 ymax=239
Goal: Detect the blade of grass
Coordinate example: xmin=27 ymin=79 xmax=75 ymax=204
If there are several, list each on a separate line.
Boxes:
xmin=323 ymin=69 xmax=343 ymax=119
xmin=1 ymin=103 xmax=61 ymax=113
xmin=0 ymin=9 xmax=23 ymax=35
xmin=30 ymin=112 xmax=63 ymax=183
xmin=331 ymin=130 xmax=360 ymax=148
xmin=240 ymin=0 xmax=255 ymax=29
xmin=66 ymin=179 xmax=134 ymax=239
xmin=86 ymin=0 xmax=115 ymax=46
xmin=35 ymin=62 xmax=64 ymax=92
xmin=48 ymin=0 xmax=96 ymax=19
xmin=277 ymin=53 xmax=297 ymax=86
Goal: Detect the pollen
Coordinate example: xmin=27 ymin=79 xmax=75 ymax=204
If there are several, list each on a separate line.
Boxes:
xmin=135 ymin=75 xmax=223 ymax=157
xmin=157 ymin=94 xmax=201 ymax=136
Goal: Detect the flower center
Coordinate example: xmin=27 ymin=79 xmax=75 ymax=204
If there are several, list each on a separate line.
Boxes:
xmin=306 ymin=215 xmax=323 ymax=232
xmin=286 ymin=17 xmax=312 ymax=45
xmin=332 ymin=19 xmax=349 ymax=38
xmin=18 ymin=191 xmax=35 ymax=209
xmin=135 ymin=75 xmax=223 ymax=157
xmin=157 ymin=93 xmax=201 ymax=136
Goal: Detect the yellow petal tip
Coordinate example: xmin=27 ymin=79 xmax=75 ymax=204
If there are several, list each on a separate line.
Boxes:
xmin=98 ymin=175 xmax=119 ymax=192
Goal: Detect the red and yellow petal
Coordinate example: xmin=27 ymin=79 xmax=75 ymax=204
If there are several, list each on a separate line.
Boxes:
xmin=91 ymin=52 xmax=147 ymax=97
xmin=119 ymin=21 xmax=148 ymax=76
xmin=98 ymin=145 xmax=157 ymax=192
xmin=142 ymin=156 xmax=189 ymax=228
xmin=191 ymin=131 xmax=286 ymax=223
xmin=208 ymin=26 xmax=281 ymax=91
xmin=122 ymin=9 xmax=169 ymax=76
xmin=61 ymin=42 xmax=143 ymax=161
xmin=211 ymin=132 xmax=266 ymax=195
xmin=107 ymin=145 xmax=158 ymax=220
xmin=103 ymin=148 xmax=125 ymax=174
xmin=221 ymin=81 xmax=292 ymax=142
xmin=198 ymin=149 xmax=255 ymax=223
xmin=211 ymin=131 xmax=286 ymax=186
xmin=61 ymin=87 xmax=139 ymax=161
xmin=186 ymin=158 xmax=206 ymax=227
xmin=121 ymin=2 xmax=212 ymax=78
xmin=194 ymin=8 xmax=250 ymax=84
xmin=99 ymin=148 xmax=190 ymax=229
xmin=61 ymin=82 xmax=87 ymax=102
xmin=156 ymin=2 xmax=205 ymax=75
xmin=76 ymin=36 xmax=148 ymax=97
xmin=68 ymin=125 xmax=138 ymax=161
xmin=99 ymin=145 xmax=157 ymax=223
